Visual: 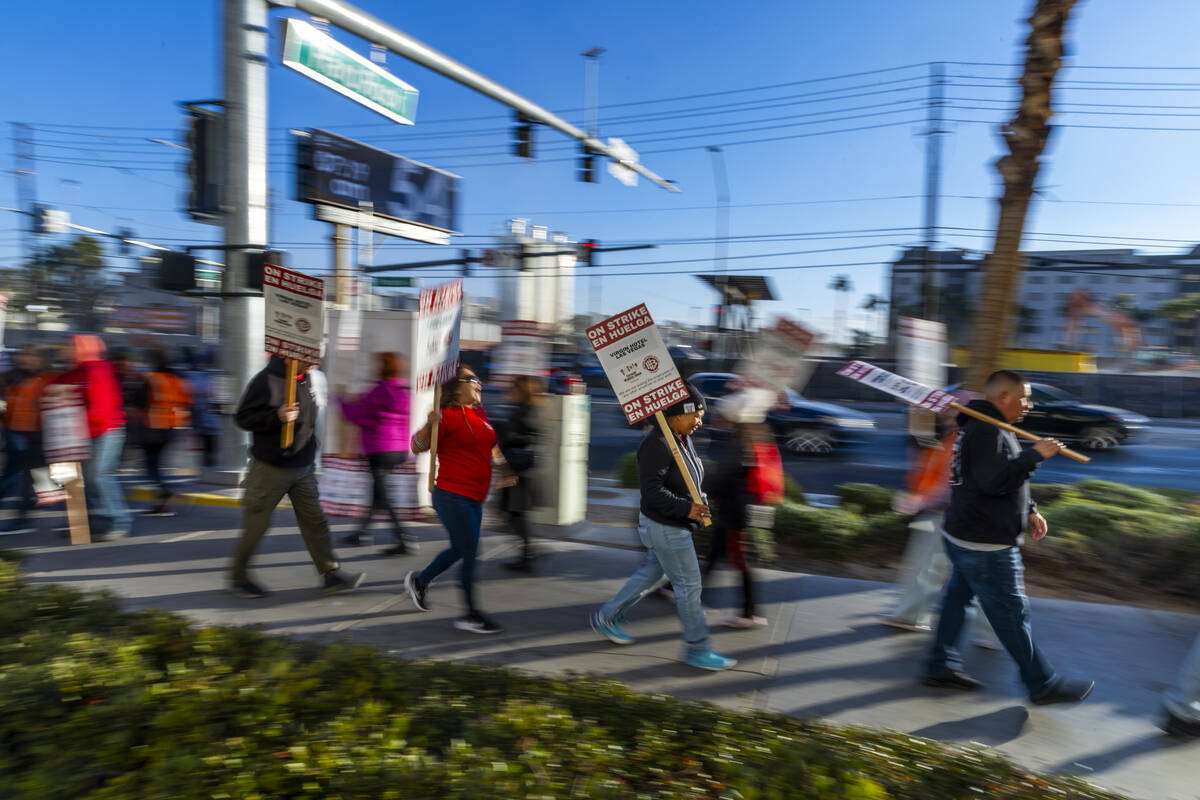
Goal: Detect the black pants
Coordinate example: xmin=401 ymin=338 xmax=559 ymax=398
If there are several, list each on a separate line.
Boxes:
xmin=359 ymin=451 xmax=407 ymax=540
xmin=198 ymin=434 xmax=218 ymax=468
xmin=504 ymin=509 xmax=532 ymax=558
xmin=142 ymin=430 xmax=174 ymax=500
xmin=704 ymin=527 xmax=758 ymax=618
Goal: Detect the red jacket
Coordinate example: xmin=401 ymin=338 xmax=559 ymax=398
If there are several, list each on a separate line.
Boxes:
xmin=434 ymin=405 xmax=495 ymax=502
xmin=56 ymin=360 xmax=125 ymax=438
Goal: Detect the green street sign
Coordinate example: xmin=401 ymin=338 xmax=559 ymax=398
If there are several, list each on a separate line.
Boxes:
xmin=374 ymin=276 xmax=414 ymax=288
xmin=196 ymin=269 xmax=221 ymax=282
xmin=281 ymin=18 xmax=419 ymax=126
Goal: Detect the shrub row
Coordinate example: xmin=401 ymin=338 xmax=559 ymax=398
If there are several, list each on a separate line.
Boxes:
xmin=0 ymin=555 xmax=1124 ymax=799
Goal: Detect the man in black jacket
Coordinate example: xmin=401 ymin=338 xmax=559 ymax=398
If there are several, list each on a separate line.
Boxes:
xmin=590 ymin=381 xmax=738 ymax=672
xmin=229 ymin=355 xmax=363 ymax=598
xmin=924 ymin=369 xmax=1093 ymax=705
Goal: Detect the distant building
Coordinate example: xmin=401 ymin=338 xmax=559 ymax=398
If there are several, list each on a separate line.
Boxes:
xmin=889 ymin=247 xmax=1186 ymax=358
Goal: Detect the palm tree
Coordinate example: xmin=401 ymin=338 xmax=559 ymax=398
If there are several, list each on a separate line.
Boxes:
xmin=829 ymin=274 xmax=854 ymax=348
xmin=965 ymin=0 xmax=1079 ymax=389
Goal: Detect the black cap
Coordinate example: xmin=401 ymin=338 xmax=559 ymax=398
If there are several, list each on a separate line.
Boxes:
xmin=663 ymin=380 xmax=707 ymax=418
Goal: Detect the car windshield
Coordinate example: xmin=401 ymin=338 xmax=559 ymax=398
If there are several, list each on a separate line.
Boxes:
xmin=1032 ymin=384 xmax=1077 ymax=403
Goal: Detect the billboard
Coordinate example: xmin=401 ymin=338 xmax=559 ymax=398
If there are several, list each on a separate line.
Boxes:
xmin=296 ymin=129 xmax=460 ymax=234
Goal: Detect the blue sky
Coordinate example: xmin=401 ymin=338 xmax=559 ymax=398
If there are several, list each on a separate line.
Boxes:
xmin=4 ymin=0 xmax=1200 ymax=339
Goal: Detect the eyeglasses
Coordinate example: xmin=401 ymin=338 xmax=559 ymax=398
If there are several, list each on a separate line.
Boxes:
xmin=463 ymin=376 xmax=482 ymax=386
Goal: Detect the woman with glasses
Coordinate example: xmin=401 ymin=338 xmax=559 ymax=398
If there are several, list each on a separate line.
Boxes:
xmin=406 ymin=372 xmax=516 ymax=633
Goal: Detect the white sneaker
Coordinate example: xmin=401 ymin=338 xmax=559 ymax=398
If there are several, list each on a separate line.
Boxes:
xmin=721 ymin=615 xmax=768 ymax=630
xmin=879 ymin=616 xmax=931 ymax=633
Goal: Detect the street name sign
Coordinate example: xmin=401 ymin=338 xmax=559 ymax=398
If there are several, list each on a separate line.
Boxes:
xmin=263 ymin=264 xmax=326 ymax=365
xmin=586 ymin=303 xmax=686 ymax=425
xmin=281 ymin=18 xmax=419 ymax=126
xmin=374 ymin=276 xmax=415 ymax=288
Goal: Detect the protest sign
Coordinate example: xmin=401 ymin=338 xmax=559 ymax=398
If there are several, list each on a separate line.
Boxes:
xmin=585 ymin=303 xmax=686 ymax=425
xmin=263 ymin=264 xmax=326 ymax=364
xmin=41 ymin=387 xmax=90 ymax=464
xmin=492 ymin=320 xmax=548 ymax=388
xmin=739 ymin=316 xmax=815 ymax=394
xmin=415 ymin=279 xmax=463 ymax=391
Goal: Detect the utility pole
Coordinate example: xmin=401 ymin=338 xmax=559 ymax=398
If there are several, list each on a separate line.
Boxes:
xmin=709 ymin=145 xmax=731 ymax=356
xmin=215 ymin=0 xmax=270 ymax=477
xmin=10 ymin=123 xmax=37 ymax=271
xmin=921 ymin=61 xmax=945 ymax=322
xmin=332 ymin=224 xmax=352 ymax=304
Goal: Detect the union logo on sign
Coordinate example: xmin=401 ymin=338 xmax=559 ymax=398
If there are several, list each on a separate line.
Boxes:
xmin=643 ymin=355 xmax=660 ymax=373
xmin=296 ymin=319 xmax=312 ymax=333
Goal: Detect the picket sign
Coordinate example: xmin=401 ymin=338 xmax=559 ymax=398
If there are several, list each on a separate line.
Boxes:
xmin=39 ymin=385 xmax=90 ymax=544
xmin=414 ymin=279 xmax=463 ymax=494
xmin=837 ymin=360 xmax=1091 ymax=464
xmin=587 ymin=303 xmax=710 ymax=526
xmin=262 ymin=265 xmax=326 ymax=449
xmin=319 ymin=456 xmax=421 ymax=521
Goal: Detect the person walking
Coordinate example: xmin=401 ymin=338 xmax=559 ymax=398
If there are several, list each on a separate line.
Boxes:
xmin=0 ymin=347 xmax=54 ymax=534
xmin=229 ymin=355 xmax=363 ymax=598
xmin=590 ymin=382 xmax=738 ymax=672
xmin=132 ymin=350 xmax=191 ymax=516
xmin=497 ymin=374 xmax=544 ymax=571
xmin=55 ymin=335 xmax=132 ymax=541
xmin=338 ymin=352 xmax=414 ymax=556
xmin=405 ymin=372 xmax=515 ymax=634
xmin=924 ymin=369 xmax=1093 ymax=705
xmin=185 ymin=351 xmax=222 ymax=469
xmin=702 ymin=390 xmax=782 ymax=629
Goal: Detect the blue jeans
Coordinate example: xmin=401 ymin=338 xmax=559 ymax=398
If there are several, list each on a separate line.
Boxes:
xmin=420 ymin=488 xmax=483 ymax=615
xmin=1165 ymin=633 xmax=1200 ymax=724
xmin=599 ymin=513 xmax=710 ymax=657
xmin=0 ymin=431 xmax=38 ymax=513
xmin=928 ymin=538 xmax=1057 ymax=698
xmin=892 ymin=512 xmax=995 ymax=639
xmin=84 ymin=428 xmax=132 ymax=535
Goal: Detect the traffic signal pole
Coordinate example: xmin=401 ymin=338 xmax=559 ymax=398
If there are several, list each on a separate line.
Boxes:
xmin=215 ymin=0 xmax=270 ymax=479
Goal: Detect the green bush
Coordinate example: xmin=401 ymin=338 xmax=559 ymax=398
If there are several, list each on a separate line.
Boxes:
xmin=1030 ymin=483 xmax=1074 ymax=507
xmin=836 ymin=483 xmax=896 ymax=516
xmin=1151 ymin=486 xmax=1200 ymax=507
xmin=1072 ymin=479 xmax=1174 ymax=514
xmin=784 ymin=475 xmax=805 ymax=504
xmin=0 ymin=559 xmax=1125 ymax=800
xmin=616 ymin=451 xmax=639 ymax=489
xmin=853 ymin=512 xmax=912 ymax=557
xmin=774 ymin=504 xmax=867 ymax=558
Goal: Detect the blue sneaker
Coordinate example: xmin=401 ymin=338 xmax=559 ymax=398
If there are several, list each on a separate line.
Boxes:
xmin=590 ymin=612 xmax=635 ymax=645
xmin=684 ymin=649 xmax=738 ymax=671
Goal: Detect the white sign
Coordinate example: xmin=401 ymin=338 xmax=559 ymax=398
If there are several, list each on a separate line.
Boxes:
xmin=415 ymin=279 xmax=463 ymax=391
xmin=837 ymin=360 xmax=956 ymax=413
xmin=41 ymin=389 xmax=90 ymax=464
xmin=586 ymin=303 xmax=686 ymax=424
xmin=263 ymin=265 xmax=326 ymax=364
xmin=606 ymin=137 xmax=640 ymax=187
xmin=492 ymin=320 xmax=548 ymax=388
xmin=0 ymin=293 xmax=7 ymax=351
xmin=897 ymin=316 xmax=947 ymax=389
xmin=739 ymin=316 xmax=817 ymax=393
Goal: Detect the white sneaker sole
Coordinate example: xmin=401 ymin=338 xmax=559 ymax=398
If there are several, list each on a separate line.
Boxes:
xmin=404 ymin=571 xmax=429 ymax=611
xmin=686 ymin=658 xmax=738 ymax=672
xmin=454 ymin=620 xmax=502 ymax=634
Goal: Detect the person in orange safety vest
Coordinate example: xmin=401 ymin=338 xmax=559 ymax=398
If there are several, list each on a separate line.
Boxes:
xmin=132 ymin=350 xmax=191 ymax=516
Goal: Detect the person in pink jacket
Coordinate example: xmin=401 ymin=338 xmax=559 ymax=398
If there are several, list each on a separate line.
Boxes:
xmin=338 ymin=352 xmax=413 ymax=556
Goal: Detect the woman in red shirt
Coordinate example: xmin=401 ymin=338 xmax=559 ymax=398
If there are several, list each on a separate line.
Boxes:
xmin=405 ymin=373 xmax=515 ymax=633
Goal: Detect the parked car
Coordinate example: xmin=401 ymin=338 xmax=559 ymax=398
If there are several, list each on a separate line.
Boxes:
xmin=944 ymin=382 xmax=1150 ymax=450
xmin=687 ymin=372 xmax=875 ymax=454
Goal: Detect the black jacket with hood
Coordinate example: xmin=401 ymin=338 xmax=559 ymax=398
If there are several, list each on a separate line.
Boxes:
xmin=944 ymin=398 xmax=1043 ymax=546
xmin=638 ymin=424 xmax=707 ymax=532
xmin=235 ymin=356 xmax=319 ymax=469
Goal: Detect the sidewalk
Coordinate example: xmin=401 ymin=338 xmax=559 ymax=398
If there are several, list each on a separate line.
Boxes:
xmin=7 ymin=481 xmax=1199 ymax=800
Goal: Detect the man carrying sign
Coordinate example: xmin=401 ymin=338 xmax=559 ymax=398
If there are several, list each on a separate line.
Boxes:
xmin=924 ymin=370 xmax=1094 ymax=705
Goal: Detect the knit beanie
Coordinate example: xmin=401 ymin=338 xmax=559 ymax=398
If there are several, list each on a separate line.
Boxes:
xmin=662 ymin=380 xmax=707 ymax=418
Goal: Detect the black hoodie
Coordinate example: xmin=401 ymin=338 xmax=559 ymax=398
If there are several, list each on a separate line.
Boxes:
xmin=235 ymin=356 xmax=318 ymax=469
xmin=638 ymin=424 xmax=706 ymax=532
xmin=944 ymin=398 xmax=1043 ymax=546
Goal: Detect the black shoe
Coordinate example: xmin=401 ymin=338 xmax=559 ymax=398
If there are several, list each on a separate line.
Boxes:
xmin=1031 ymin=678 xmax=1094 ymax=706
xmin=503 ymin=557 xmax=533 ymax=572
xmin=454 ymin=612 xmax=503 ymax=634
xmin=230 ymin=579 xmax=270 ymax=599
xmin=404 ymin=570 xmax=429 ymax=611
xmin=322 ymin=569 xmax=366 ymax=594
xmin=382 ymin=540 xmax=419 ymax=557
xmin=342 ymin=533 xmax=371 ymax=547
xmin=1160 ymin=708 xmax=1200 ymax=737
xmin=923 ymin=670 xmax=983 ymax=691
xmin=144 ymin=503 xmax=175 ymax=517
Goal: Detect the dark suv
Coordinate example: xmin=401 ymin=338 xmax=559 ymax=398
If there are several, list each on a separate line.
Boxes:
xmin=688 ymin=372 xmax=875 ymax=454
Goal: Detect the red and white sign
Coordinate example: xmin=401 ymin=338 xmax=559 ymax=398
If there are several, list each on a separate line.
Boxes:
xmin=264 ymin=264 xmax=326 ymax=364
xmin=415 ymin=278 xmax=463 ymax=391
xmin=739 ymin=316 xmax=817 ymax=393
xmin=491 ymin=320 xmax=548 ymax=388
xmin=319 ymin=456 xmax=421 ymax=520
xmin=41 ymin=388 xmax=90 ymax=464
xmin=109 ymin=306 xmax=192 ymax=333
xmin=837 ymin=360 xmax=955 ymax=413
xmin=897 ymin=316 xmax=947 ymax=389
xmin=587 ymin=303 xmax=686 ymax=424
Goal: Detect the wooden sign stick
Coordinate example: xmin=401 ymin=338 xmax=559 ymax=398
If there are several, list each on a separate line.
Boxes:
xmin=654 ymin=410 xmax=712 ymax=528
xmin=281 ymin=358 xmax=298 ymax=449
xmin=426 ymin=385 xmax=441 ymax=493
xmin=949 ymin=401 xmax=1090 ymax=464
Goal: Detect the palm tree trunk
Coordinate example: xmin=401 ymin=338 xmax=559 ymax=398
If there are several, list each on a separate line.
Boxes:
xmin=965 ymin=0 xmax=1079 ymax=390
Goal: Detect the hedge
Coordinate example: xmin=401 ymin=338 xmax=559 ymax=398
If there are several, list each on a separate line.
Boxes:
xmin=0 ymin=555 xmax=1125 ymax=800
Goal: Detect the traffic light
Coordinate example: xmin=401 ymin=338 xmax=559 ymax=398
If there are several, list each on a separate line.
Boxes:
xmin=160 ymin=251 xmax=197 ymax=292
xmin=460 ymin=249 xmax=472 ymax=277
xmin=513 ymin=114 xmax=534 ymax=159
xmin=578 ymin=145 xmax=598 ymax=183
xmin=185 ymin=108 xmax=224 ymax=222
xmin=576 ymin=239 xmax=598 ymax=266
xmin=244 ymin=249 xmax=286 ymax=292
